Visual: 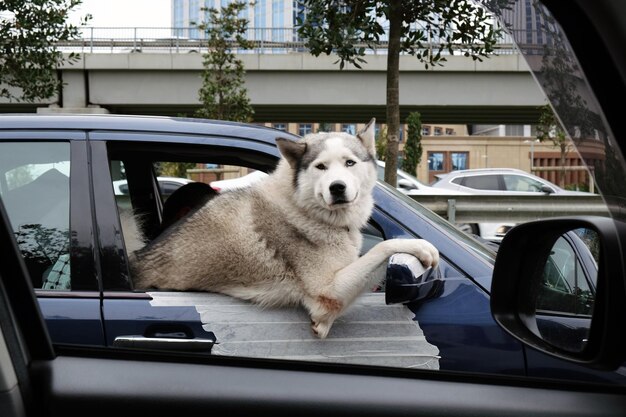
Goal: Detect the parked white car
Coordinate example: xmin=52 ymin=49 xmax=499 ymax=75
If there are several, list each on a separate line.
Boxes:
xmin=113 ymin=176 xmax=193 ymax=197
xmin=210 ymin=170 xmax=268 ymax=192
xmin=376 ymin=161 xmax=467 ymax=196
xmin=431 ymin=168 xmax=592 ymax=196
xmin=430 ymin=168 xmax=594 ymax=241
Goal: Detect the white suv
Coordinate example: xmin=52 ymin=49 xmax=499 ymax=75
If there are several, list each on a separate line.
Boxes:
xmin=431 ymin=168 xmax=592 ymax=196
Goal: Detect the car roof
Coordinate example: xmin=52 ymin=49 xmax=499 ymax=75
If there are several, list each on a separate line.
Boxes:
xmin=442 ymin=168 xmax=528 ymax=176
xmin=0 ymin=114 xmax=299 ymax=144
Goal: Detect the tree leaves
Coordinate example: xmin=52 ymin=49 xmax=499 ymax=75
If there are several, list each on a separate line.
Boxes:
xmin=1 ymin=0 xmax=88 ymax=102
xmin=297 ymin=0 xmax=511 ymax=184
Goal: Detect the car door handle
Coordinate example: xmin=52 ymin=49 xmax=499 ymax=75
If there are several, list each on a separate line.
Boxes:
xmin=113 ymin=333 xmax=216 ymax=353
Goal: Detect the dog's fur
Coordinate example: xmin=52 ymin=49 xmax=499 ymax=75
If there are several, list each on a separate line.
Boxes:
xmin=131 ymin=119 xmax=439 ymax=338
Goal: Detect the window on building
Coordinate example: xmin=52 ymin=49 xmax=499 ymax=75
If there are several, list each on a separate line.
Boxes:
xmin=299 ymin=124 xmax=313 ymax=136
xmin=422 ymin=126 xmax=431 ymax=136
xmin=273 ymin=123 xmax=286 ymax=131
xmin=445 ymin=128 xmax=455 ymax=135
xmin=428 ymin=152 xmax=444 ymax=171
xmin=434 ymin=127 xmax=443 ymax=136
xmin=451 ymin=153 xmax=468 ymax=170
xmin=341 ymin=124 xmax=356 ymax=135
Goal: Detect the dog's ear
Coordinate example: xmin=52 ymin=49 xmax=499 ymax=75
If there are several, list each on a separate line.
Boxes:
xmin=276 ymin=137 xmax=307 ymax=169
xmin=357 ymin=118 xmax=376 ymax=157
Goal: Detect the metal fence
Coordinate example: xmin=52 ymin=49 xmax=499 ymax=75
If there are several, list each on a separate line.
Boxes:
xmin=56 ymin=26 xmax=520 ymax=55
xmin=409 ymin=194 xmax=616 ymax=223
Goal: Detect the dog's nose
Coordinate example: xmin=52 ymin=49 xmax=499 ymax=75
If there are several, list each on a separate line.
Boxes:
xmin=329 ymin=181 xmax=346 ymax=196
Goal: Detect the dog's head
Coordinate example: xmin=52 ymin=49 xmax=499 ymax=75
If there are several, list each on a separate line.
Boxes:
xmin=276 ymin=119 xmax=377 ymax=227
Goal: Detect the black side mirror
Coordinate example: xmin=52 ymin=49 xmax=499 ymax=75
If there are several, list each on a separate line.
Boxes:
xmin=540 ymin=185 xmax=555 ymax=194
xmin=385 ymin=253 xmax=443 ymax=305
xmin=491 ymin=216 xmax=626 ymax=370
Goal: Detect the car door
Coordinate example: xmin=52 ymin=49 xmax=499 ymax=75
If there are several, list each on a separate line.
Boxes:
xmin=0 ymin=132 xmax=104 ymax=347
xmin=87 ymin=132 xmax=447 ymax=366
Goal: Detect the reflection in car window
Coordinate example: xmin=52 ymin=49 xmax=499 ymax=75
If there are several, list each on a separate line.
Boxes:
xmin=0 ymin=142 xmax=71 ymax=290
xmin=538 ymin=235 xmax=595 ymax=316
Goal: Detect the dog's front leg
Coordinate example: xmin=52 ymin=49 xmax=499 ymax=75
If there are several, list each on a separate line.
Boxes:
xmin=308 ymin=238 xmax=439 ymax=339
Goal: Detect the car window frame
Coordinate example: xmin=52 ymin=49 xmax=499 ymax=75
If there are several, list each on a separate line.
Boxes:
xmin=88 ymin=132 xmax=282 ymax=292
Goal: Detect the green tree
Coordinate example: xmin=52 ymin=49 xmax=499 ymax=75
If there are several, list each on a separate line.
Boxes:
xmin=298 ymin=0 xmax=507 ymax=186
xmin=156 ymin=162 xmax=197 ymax=179
xmin=194 ymin=1 xmax=254 ymax=122
xmin=0 ymin=0 xmax=89 ymax=102
xmin=536 ymin=104 xmax=571 ymax=188
xmin=317 ymin=122 xmax=333 ymax=132
xmin=402 ymin=112 xmax=423 ymax=176
xmin=375 ymin=125 xmax=387 ymax=162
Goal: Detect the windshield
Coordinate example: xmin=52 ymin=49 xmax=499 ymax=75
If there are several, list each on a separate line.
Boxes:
xmin=376 ymin=180 xmax=497 ymax=265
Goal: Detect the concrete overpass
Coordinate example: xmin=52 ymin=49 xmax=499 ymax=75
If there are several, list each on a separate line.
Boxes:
xmin=0 ymin=52 xmax=546 ymax=124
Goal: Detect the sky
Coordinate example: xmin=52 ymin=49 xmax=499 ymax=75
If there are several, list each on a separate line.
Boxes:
xmin=68 ymin=0 xmax=171 ymax=27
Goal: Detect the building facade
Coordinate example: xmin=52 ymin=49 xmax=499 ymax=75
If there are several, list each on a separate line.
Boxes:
xmin=172 ymin=0 xmax=297 ymax=41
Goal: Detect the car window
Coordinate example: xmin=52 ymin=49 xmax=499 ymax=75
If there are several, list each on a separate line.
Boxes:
xmin=502 ymin=174 xmax=546 ymax=193
xmin=0 ymin=142 xmax=71 ymax=290
xmin=461 ymin=175 xmax=500 ymax=190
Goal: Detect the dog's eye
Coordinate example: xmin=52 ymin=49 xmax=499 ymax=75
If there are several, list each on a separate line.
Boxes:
xmin=345 ymin=160 xmax=356 ymax=167
xmin=315 ymin=163 xmax=327 ymax=170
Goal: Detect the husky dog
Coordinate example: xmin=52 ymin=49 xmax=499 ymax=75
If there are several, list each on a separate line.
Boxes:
xmin=132 ymin=119 xmax=439 ymax=338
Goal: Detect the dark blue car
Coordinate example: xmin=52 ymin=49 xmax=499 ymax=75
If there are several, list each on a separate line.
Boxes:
xmin=0 ymin=114 xmax=619 ymax=384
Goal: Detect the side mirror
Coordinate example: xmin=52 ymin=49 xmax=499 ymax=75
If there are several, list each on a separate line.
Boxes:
xmin=540 ymin=184 xmax=555 ymax=194
xmin=491 ymin=216 xmax=626 ymax=370
xmin=385 ymin=253 xmax=442 ymax=305
xmin=397 ymin=179 xmax=417 ymax=190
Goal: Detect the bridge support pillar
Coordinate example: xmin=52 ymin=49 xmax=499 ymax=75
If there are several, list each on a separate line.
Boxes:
xmin=37 ymin=70 xmax=109 ymax=114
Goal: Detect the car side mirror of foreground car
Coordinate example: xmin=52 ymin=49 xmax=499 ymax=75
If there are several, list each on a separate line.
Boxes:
xmin=384 ymin=253 xmax=443 ymax=305
xmin=491 ymin=216 xmax=626 ymax=370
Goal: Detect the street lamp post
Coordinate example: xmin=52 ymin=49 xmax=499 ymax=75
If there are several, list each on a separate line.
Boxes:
xmin=524 ymin=139 xmax=540 ymax=172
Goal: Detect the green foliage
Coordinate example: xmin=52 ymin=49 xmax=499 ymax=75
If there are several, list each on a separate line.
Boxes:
xmin=402 ymin=112 xmax=423 ymax=175
xmin=536 ymin=104 xmax=571 ymax=187
xmin=0 ymin=0 xmax=89 ymax=102
xmin=297 ymin=0 xmax=504 ymax=71
xmin=194 ymin=1 xmax=254 ymax=122
xmin=155 ymin=162 xmax=196 ymax=178
xmin=375 ymin=125 xmax=387 ymax=161
xmin=317 ymin=122 xmax=333 ymax=132
xmin=297 ymin=0 xmax=509 ymax=185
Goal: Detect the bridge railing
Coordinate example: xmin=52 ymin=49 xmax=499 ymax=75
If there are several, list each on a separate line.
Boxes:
xmin=408 ymin=194 xmax=619 ymax=224
xmin=57 ymin=26 xmax=521 ymax=55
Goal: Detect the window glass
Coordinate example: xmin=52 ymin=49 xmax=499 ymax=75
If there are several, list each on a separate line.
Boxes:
xmin=451 ymin=153 xmax=468 ymax=170
xmin=462 ymin=175 xmax=500 ymax=190
xmin=503 ymin=174 xmax=547 ymax=192
xmin=428 ymin=152 xmax=444 ymax=171
xmin=298 ymin=124 xmax=312 ymax=136
xmin=273 ymin=123 xmax=286 ymax=131
xmin=341 ymin=124 xmax=356 ymax=135
xmin=0 ymin=142 xmax=71 ymax=290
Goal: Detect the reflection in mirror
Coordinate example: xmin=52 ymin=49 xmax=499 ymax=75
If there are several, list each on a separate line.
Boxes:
xmin=535 ymin=228 xmax=598 ymax=353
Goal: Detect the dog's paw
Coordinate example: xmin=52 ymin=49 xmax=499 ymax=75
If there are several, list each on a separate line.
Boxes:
xmin=383 ymin=238 xmax=439 ymax=269
xmin=311 ymin=320 xmax=331 ymax=339
xmin=412 ymin=239 xmax=439 ymax=268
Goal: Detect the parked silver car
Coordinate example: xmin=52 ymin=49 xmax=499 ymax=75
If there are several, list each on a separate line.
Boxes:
xmin=431 ymin=168 xmax=592 ymax=196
